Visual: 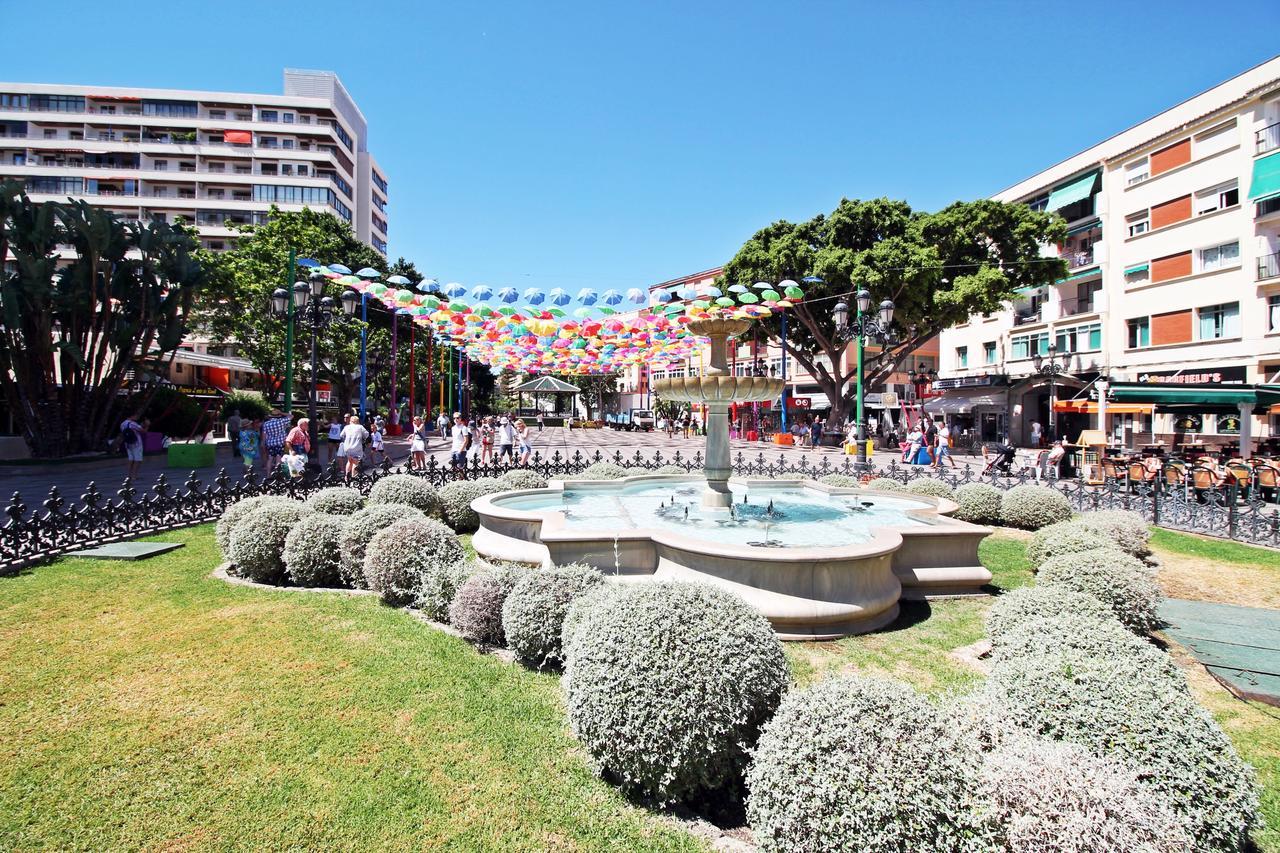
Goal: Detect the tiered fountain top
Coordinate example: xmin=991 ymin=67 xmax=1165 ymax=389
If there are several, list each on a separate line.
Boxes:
xmin=651 ymin=318 xmax=783 ymax=405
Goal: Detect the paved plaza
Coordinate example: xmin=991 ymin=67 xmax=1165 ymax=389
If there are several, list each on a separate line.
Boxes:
xmin=0 ymin=425 xmax=986 ymax=505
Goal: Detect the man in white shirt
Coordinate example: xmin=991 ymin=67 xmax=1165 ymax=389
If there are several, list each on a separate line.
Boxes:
xmin=338 ymin=414 xmax=369 ymax=478
xmin=450 ymin=413 xmax=472 ymax=478
xmin=436 ymin=411 xmax=450 ymax=437
xmin=497 ymin=417 xmax=516 ymax=463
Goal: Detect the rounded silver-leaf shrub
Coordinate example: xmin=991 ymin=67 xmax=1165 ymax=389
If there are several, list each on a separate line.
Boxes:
xmin=1025 ymin=523 xmax=1113 ymax=569
xmin=560 ymin=582 xmax=629 ymax=663
xmin=499 ymin=469 xmax=548 ymax=490
xmin=304 ymin=486 xmax=366 ymax=515
xmin=501 ymin=564 xmax=603 ymax=665
xmin=654 ymin=464 xmax=692 ymax=474
xmin=747 ymin=675 xmax=996 ymax=853
xmin=362 ymin=517 xmax=465 ymax=607
xmin=864 ymin=477 xmax=906 ymax=492
xmin=367 ymin=473 xmax=442 ymax=517
xmin=227 ymin=500 xmax=311 ymax=584
xmin=1072 ymin=510 xmax=1152 ymax=560
xmin=952 ymin=483 xmax=1003 ymax=524
xmin=337 ymin=503 xmax=425 ymax=588
xmin=564 ymin=582 xmax=788 ymax=803
xmin=988 ymin=613 xmax=1186 ymax=686
xmin=985 ymin=585 xmax=1114 ymax=644
xmin=418 ymin=559 xmax=480 ymax=622
xmin=1038 ymin=550 xmax=1162 ymax=633
xmin=283 ymin=513 xmax=345 ymax=588
xmin=448 ymin=564 xmax=526 ymax=646
xmin=437 ymin=478 xmax=508 ymax=532
xmin=818 ymin=473 xmax=861 ymax=488
xmin=1000 ymin=484 xmax=1073 ymax=530
xmin=216 ymin=495 xmax=293 ymax=556
xmin=984 ymin=642 xmax=1259 ymax=851
xmin=575 ymin=461 xmax=629 ymax=480
xmin=980 ymin=733 xmax=1192 ymax=853
xmin=903 ymin=478 xmax=956 ymax=499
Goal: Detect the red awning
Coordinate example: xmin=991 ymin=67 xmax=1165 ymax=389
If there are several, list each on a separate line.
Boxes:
xmin=223 ymin=130 xmax=252 ymax=144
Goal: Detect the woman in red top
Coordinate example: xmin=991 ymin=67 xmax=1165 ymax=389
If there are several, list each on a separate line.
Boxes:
xmin=286 ymin=418 xmax=311 ymax=458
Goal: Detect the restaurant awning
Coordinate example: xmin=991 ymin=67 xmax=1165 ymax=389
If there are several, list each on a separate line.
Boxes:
xmin=1047 ymin=171 xmax=1100 ymax=211
xmin=1107 ymin=382 xmax=1280 ymax=414
xmin=1053 ymin=400 xmax=1153 ymax=415
xmin=929 ymin=389 xmax=1006 ymax=414
xmin=1249 ymin=151 xmax=1280 ymax=202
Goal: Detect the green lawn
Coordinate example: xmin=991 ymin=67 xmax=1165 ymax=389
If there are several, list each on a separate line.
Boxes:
xmin=0 ymin=525 xmax=700 ymax=852
xmin=1 ymin=523 xmax=1275 ymax=850
xmin=1151 ymin=526 xmax=1280 ymax=568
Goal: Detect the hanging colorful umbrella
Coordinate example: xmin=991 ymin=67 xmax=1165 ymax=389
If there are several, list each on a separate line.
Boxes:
xmin=385 ymin=274 xmax=410 ymax=286
xmin=522 ymin=288 xmax=545 ymax=305
xmin=328 ymin=263 xmax=353 ymax=275
xmin=548 ymin=288 xmax=571 ymax=306
xmin=653 ymin=289 xmax=672 ymax=304
xmin=417 ymin=278 xmax=439 ymax=293
xmin=576 ymin=288 xmax=598 ymax=305
xmin=496 ymin=287 xmax=519 ymax=303
xmin=471 ymin=284 xmax=494 ymax=301
xmin=443 ymin=282 xmax=467 ymax=298
xmin=677 ymin=285 xmax=698 ymax=300
xmin=600 ymin=289 xmax=623 ymax=306
xmin=296 ymin=258 xmax=320 ymax=269
xmin=573 ymin=306 xmax=598 ymax=318
xmin=356 ymin=267 xmax=382 ymax=279
xmin=625 ymin=288 xmax=647 ymax=304
xmin=727 ymin=283 xmax=749 ymax=293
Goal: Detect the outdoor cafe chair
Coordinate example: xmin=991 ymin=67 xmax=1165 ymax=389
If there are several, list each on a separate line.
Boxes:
xmin=1256 ymin=464 xmax=1280 ymax=503
xmin=1225 ymin=462 xmax=1254 ymax=499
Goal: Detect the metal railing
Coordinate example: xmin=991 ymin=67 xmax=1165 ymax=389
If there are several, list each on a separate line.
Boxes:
xmin=1058 ymin=298 xmax=1097 ymax=318
xmin=4 ymin=449 xmax=1278 ymax=572
xmin=1063 ymin=248 xmax=1095 ymax=269
xmin=1258 ymin=121 xmax=1280 ymax=156
xmin=1259 ymin=251 xmax=1280 ymax=282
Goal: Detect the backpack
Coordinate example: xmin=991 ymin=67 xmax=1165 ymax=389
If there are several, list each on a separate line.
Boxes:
xmin=121 ymin=424 xmax=138 ymax=446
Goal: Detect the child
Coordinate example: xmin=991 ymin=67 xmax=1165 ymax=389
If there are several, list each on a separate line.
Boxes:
xmin=370 ymin=421 xmax=385 ymax=463
xmin=238 ymin=418 xmax=261 ymax=469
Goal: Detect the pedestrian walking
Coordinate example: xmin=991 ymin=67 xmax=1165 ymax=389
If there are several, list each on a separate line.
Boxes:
xmin=120 ymin=411 xmax=145 ymax=479
xmin=933 ymin=423 xmax=956 ymax=469
xmin=369 ymin=421 xmax=385 ymax=464
xmin=497 ymin=417 xmax=516 ymax=464
xmin=326 ymin=418 xmax=342 ymax=463
xmin=286 ymin=418 xmax=311 ymax=459
xmin=410 ymin=416 xmax=429 ymax=470
xmin=262 ymin=409 xmax=290 ymax=471
xmin=811 ymin=417 xmax=824 ymax=449
xmin=478 ymin=416 xmax=495 ymax=464
xmin=239 ymin=418 xmax=261 ymax=470
xmin=436 ymin=410 xmax=450 ymax=438
xmin=536 ymin=411 xmax=544 ymax=432
xmin=226 ymin=409 xmax=242 ymax=457
xmin=1030 ymin=420 xmax=1043 ymax=448
xmin=515 ymin=418 xmax=532 ymax=466
xmin=450 ymin=413 xmax=471 ymax=479
xmin=339 ymin=414 xmax=368 ymax=479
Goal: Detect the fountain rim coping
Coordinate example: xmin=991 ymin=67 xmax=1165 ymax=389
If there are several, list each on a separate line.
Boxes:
xmin=471 ymin=474 xmax=980 ymax=564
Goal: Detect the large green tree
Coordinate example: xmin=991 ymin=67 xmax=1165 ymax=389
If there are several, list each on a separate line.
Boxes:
xmin=0 ymin=184 xmax=206 ymax=457
xmin=200 ymin=208 xmax=389 ymax=413
xmin=720 ymin=197 xmax=1066 ymax=424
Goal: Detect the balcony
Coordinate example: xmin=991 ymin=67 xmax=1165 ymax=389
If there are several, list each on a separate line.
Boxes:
xmin=1013 ymin=310 xmax=1042 ymax=326
xmin=1058 ymin=297 xmax=1098 ymax=318
xmin=1259 ymin=196 xmax=1280 ymax=219
xmin=1062 ymin=248 xmax=1095 ymax=270
xmin=1259 ymin=122 xmax=1280 ymax=156
xmin=1260 ymin=251 xmax=1280 ymax=283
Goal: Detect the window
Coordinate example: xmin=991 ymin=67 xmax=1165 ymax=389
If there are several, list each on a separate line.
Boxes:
xmin=1055 ymin=323 xmax=1102 ymax=353
xmin=259 ymin=110 xmax=278 ymax=122
xmin=252 ymin=184 xmax=330 ymax=205
xmin=282 ymin=113 xmax=295 ymax=124
xmin=1010 ymin=332 xmax=1049 ymax=360
xmin=282 ymin=138 xmax=294 ymax=149
xmin=1125 ymin=157 xmax=1149 ymax=186
xmin=1194 ymin=181 xmax=1239 ymax=216
xmin=372 ymin=213 xmax=387 ymax=234
xmin=1199 ymin=240 xmax=1240 ymax=272
xmin=207 ymin=240 xmax=224 ymax=251
xmin=28 ymin=176 xmax=82 ymax=194
xmin=259 ymin=136 xmax=277 ymax=148
xmin=175 ymin=362 xmax=184 ymax=375
xmin=954 ymin=347 xmax=968 ymax=368
xmin=983 ymin=341 xmax=997 ymax=365
xmin=372 ymin=236 xmax=387 ymax=254
xmin=235 ymin=112 xmax=251 ymax=122
xmin=207 ymin=188 xmax=225 ymax=199
xmin=43 ymin=129 xmax=56 ymax=139
xmin=206 ymin=162 xmax=224 ymax=173
xmin=298 ymin=114 xmax=311 ymax=124
xmin=209 ymin=110 xmax=225 ymax=120
xmin=281 ymin=164 xmax=293 ymax=175
xmin=372 ymin=193 xmax=386 ymax=212
xmin=1198 ymin=302 xmax=1240 ymax=340
xmin=1127 ymin=210 xmax=1149 ymax=236
xmin=1127 ymin=317 xmax=1150 ymax=348
xmin=153 ymin=159 xmax=168 ymax=170
xmin=260 ymin=163 xmax=277 ymax=176
xmin=1270 ymin=295 xmax=1280 ymax=333
xmin=296 ymin=165 xmax=308 ymax=176
xmin=142 ymin=99 xmax=197 ymax=117
xmin=1025 ymin=192 xmax=1048 ymax=212
xmin=0 ymin=93 xmax=29 ymax=109
xmin=179 ymin=161 xmax=195 ymax=172
xmin=1193 ymin=119 xmax=1237 ymax=158
xmin=29 ymin=94 xmax=85 ymax=112
xmin=371 ymin=171 xmax=388 ymax=194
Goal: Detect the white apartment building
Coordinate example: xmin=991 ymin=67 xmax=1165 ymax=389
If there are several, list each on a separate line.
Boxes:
xmin=0 ymin=68 xmax=389 ymax=255
xmin=938 ymin=56 xmax=1280 ymax=452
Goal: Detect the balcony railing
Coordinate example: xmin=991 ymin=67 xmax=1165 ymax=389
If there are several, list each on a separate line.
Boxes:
xmin=1013 ymin=310 xmax=1042 ymax=326
xmin=1258 ymin=122 xmax=1280 ymax=156
xmin=1062 ymin=248 xmax=1095 ymax=270
xmin=1259 ymin=197 xmax=1280 ymax=219
xmin=1259 ymin=251 xmax=1280 ymax=283
xmin=1058 ymin=298 xmax=1098 ymax=318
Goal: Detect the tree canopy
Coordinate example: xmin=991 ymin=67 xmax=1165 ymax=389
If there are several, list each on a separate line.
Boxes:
xmin=720 ymin=197 xmax=1066 ymax=423
xmin=0 ymin=182 xmax=206 ymax=457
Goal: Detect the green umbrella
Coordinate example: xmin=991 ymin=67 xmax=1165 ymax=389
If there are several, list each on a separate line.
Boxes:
xmin=784 ymin=285 xmax=805 ymax=299
xmin=738 ymin=292 xmax=760 ymax=304
xmin=761 ymin=289 xmax=781 ymax=302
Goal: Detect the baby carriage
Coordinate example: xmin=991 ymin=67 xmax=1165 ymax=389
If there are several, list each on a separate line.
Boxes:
xmin=981 ymin=443 xmax=1020 ymax=476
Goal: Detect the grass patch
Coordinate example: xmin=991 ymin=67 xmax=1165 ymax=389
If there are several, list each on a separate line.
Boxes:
xmin=1150 ymin=528 xmax=1280 ymax=610
xmin=1151 ymin=527 xmax=1280 ymax=569
xmin=0 ymin=525 xmax=699 ymax=851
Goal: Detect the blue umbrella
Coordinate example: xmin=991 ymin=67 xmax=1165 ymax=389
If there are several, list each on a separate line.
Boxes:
xmin=625 ymin=288 xmax=647 ymax=304
xmin=576 ymin=288 xmax=598 ymax=305
xmin=802 ymin=276 xmax=824 ymax=284
xmin=703 ymin=286 xmax=722 ymax=298
xmin=417 ymin=277 xmax=439 ymax=293
xmin=548 ymin=288 xmax=571 ymax=306
xmin=754 ymin=281 xmax=774 ymax=290
xmin=471 ymin=284 xmax=494 ymax=301
xmin=677 ymin=285 xmax=698 ymax=300
xmin=356 ymin=267 xmax=382 ymax=279
xmin=496 ymin=287 xmax=519 ymax=303
xmin=728 ymin=283 xmax=749 ymax=293
xmin=653 ymin=289 xmax=672 ymax=304
xmin=386 ymin=274 xmax=411 ymax=286
xmin=523 ymin=288 xmax=546 ymax=305
xmin=600 ymin=289 xmax=623 ymax=306
xmin=328 ymin=263 xmax=353 ymax=275
xmin=296 ymin=258 xmax=320 ymax=268
xmin=443 ymin=282 xmax=467 ymax=298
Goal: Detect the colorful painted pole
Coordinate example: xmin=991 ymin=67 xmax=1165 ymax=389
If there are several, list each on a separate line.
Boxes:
xmin=425 ymin=331 xmax=433 ymax=418
xmin=358 ymin=291 xmax=368 ymax=418
xmin=283 ymin=248 xmax=296 ymax=410
xmin=779 ymin=310 xmax=789 ymax=433
xmin=409 ymin=322 xmax=416 ymax=421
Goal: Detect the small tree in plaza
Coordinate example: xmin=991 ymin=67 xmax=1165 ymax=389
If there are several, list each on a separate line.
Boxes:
xmin=719 ymin=197 xmax=1067 ymax=424
xmin=0 ymin=184 xmax=206 ymax=458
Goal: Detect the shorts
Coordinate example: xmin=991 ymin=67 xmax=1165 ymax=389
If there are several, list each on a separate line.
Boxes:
xmin=499 ymin=444 xmax=513 ymax=456
xmin=451 ymin=451 xmax=468 ymax=467
xmin=265 ymin=443 xmax=284 ymax=457
xmin=937 ymin=446 xmax=951 ymax=457
xmin=126 ymin=444 xmax=142 ymax=463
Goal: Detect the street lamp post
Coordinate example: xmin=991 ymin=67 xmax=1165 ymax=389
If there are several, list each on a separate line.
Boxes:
xmin=833 ymin=290 xmax=896 ymax=468
xmin=272 ymin=270 xmax=359 ymax=462
xmin=907 ymin=362 xmax=939 ymax=426
xmin=1032 ymin=343 xmax=1068 ymax=443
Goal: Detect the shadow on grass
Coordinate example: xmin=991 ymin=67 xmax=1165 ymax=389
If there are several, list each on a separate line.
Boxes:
xmin=878 ymin=599 xmax=935 ymax=634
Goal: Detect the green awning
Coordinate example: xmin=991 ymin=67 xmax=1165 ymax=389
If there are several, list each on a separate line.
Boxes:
xmin=1054 ymin=267 xmax=1101 ymax=284
xmin=1124 ymin=263 xmax=1149 ymax=275
xmin=1248 ymin=152 xmax=1280 ymax=202
xmin=1066 ymin=219 xmax=1101 ymax=236
xmin=1047 ymin=171 xmax=1100 ymax=211
xmin=1013 ymin=284 xmax=1045 ymax=295
xmin=1109 ymin=383 xmax=1255 ymax=406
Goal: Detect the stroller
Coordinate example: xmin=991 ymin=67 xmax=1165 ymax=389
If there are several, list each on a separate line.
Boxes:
xmin=981 ymin=442 xmax=1020 ymax=476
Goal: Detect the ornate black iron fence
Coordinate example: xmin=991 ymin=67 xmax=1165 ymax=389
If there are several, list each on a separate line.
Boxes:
xmin=4 ymin=450 xmax=1278 ymax=571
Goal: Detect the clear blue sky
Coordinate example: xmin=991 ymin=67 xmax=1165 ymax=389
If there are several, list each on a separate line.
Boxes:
xmin=13 ymin=0 xmax=1277 ymax=293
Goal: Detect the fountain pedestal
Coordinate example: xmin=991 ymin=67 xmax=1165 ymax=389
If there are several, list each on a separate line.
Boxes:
xmin=652 ymin=318 xmax=784 ymax=509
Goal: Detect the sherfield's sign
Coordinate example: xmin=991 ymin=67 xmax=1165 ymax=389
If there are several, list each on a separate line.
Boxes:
xmin=1136 ymin=366 xmax=1247 ymax=385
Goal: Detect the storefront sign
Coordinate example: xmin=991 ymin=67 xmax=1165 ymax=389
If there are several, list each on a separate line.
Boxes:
xmin=931 ymin=374 xmax=1007 ymax=390
xmin=1136 ymin=366 xmax=1247 ymax=385
xmin=1173 ymin=414 xmax=1203 ymax=431
xmin=1216 ymin=415 xmax=1241 ymax=435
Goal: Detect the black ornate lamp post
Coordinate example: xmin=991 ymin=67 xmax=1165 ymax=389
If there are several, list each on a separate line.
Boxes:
xmin=271 ymin=270 xmax=359 ymax=461
xmin=832 ymin=290 xmax=896 ymax=468
xmin=908 ymin=362 xmax=939 ymax=423
xmin=1032 ymin=342 xmax=1068 ymax=443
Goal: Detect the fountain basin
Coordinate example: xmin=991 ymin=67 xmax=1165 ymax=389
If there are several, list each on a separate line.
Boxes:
xmin=471 ymin=474 xmax=993 ymax=640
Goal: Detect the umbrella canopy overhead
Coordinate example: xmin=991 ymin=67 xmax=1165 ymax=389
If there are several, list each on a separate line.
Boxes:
xmin=496 ymin=287 xmax=519 ymax=303
xmin=328 ymin=263 xmax=353 ymax=275
xmin=356 ymin=267 xmax=382 ymax=279
xmin=511 ymin=375 xmax=581 ymax=394
xmin=443 ymin=282 xmax=467 ymax=298
xmin=471 ymin=284 xmax=494 ymax=301
xmin=523 ymin=287 xmax=546 ymax=305
xmin=548 ymin=288 xmax=571 ymax=306
xmin=576 ymin=288 xmax=598 ymax=305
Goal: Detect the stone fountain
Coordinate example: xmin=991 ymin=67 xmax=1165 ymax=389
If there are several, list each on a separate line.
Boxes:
xmin=651 ymin=318 xmax=784 ymax=509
